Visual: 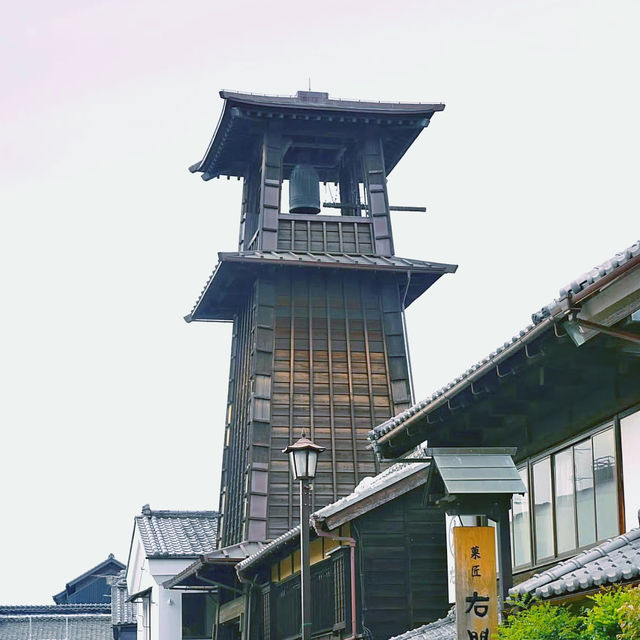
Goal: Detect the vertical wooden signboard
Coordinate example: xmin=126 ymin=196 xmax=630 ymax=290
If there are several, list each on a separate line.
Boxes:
xmin=453 ymin=526 xmax=498 ymax=640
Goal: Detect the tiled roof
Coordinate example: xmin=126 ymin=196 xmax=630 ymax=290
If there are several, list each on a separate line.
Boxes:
xmin=0 ymin=613 xmax=112 ymax=640
xmin=0 ymin=605 xmax=110 ymax=615
xmin=532 ymin=240 xmax=640 ymax=323
xmin=237 ymin=460 xmax=429 ymax=577
xmin=313 ymin=459 xmax=429 ymax=521
xmin=236 ymin=525 xmax=303 ymax=579
xmin=135 ymin=505 xmax=219 ymax=558
xmin=386 ymin=608 xmax=456 ymax=640
xmin=109 ymin=570 xmax=136 ymax=626
xmin=368 ymin=319 xmax=549 ymax=447
xmin=186 ymin=250 xmax=457 ymax=322
xmin=369 ymin=240 xmax=640 ymax=450
xmin=511 ymin=527 xmax=640 ymax=599
xmin=189 ymin=90 xmax=445 ymax=180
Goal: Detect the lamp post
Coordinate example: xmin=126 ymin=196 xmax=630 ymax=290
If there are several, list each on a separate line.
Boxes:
xmin=283 ymin=432 xmax=325 ymax=640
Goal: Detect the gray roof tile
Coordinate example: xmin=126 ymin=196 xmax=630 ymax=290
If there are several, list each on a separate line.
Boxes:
xmin=314 ymin=459 xmax=429 ymax=521
xmin=369 ymin=239 xmax=640 ymax=450
xmin=0 ymin=605 xmax=110 ymax=615
xmin=109 ymin=570 xmax=136 ymax=626
xmin=236 ymin=525 xmax=303 ymax=578
xmin=533 ymin=240 xmax=640 ymax=323
xmin=386 ymin=608 xmax=456 ymax=640
xmin=0 ymin=614 xmax=112 ymax=640
xmin=136 ymin=505 xmax=219 ymax=558
xmin=511 ymin=527 xmax=640 ymax=599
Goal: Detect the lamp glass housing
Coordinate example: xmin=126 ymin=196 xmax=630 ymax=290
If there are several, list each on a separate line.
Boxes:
xmin=289 ymin=448 xmax=319 ymax=481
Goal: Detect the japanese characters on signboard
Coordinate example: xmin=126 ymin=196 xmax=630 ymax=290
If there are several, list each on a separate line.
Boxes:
xmin=453 ymin=526 xmax=498 ymax=640
xmin=446 ymin=514 xmax=477 ymax=603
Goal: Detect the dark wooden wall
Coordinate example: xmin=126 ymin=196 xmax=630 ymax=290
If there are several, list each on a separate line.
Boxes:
xmin=266 ymin=268 xmax=412 ymax=538
xmin=217 ymin=266 xmax=414 ymax=545
xmin=219 ymin=287 xmax=258 ymax=547
xmin=355 ymin=487 xmax=449 ymax=640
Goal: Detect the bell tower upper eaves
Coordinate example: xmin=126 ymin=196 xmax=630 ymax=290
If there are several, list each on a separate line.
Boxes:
xmin=189 ymin=90 xmax=445 ymax=258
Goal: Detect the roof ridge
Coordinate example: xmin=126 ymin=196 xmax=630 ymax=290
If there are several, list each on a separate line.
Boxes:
xmin=0 ymin=603 xmax=111 ymax=612
xmin=220 ymin=89 xmax=445 ymax=109
xmin=138 ymin=508 xmax=218 ymax=518
xmin=532 ymin=239 xmax=640 ymax=323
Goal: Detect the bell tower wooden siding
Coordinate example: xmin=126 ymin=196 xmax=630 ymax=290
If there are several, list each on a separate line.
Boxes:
xmin=219 ymin=268 xmax=413 ymax=546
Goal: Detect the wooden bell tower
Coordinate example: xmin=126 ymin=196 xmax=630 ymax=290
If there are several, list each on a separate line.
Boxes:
xmin=187 ymin=90 xmax=457 ymax=546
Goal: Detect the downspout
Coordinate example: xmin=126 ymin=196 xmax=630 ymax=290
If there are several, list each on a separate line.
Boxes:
xmin=233 ymin=571 xmax=256 ymax=640
xmin=313 ymin=522 xmax=358 ymax=640
xmin=401 ymin=271 xmax=416 ymax=404
xmin=245 ymin=581 xmax=251 ymax=640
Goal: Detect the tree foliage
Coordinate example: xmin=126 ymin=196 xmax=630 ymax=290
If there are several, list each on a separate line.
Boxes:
xmin=496 ymin=585 xmax=640 ymax=640
xmin=496 ymin=599 xmax=583 ymax=640
xmin=617 ymin=587 xmax=640 ymax=640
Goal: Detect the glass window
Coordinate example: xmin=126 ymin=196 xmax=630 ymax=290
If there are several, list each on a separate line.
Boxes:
xmin=621 ymin=410 xmax=640 ymax=532
xmin=574 ymin=439 xmax=596 ymax=547
xmin=533 ymin=458 xmax=554 ymax=561
xmin=514 ymin=424 xmax=622 ymax=569
xmin=554 ymin=448 xmax=576 ymax=554
xmin=512 ymin=467 xmax=531 ymax=566
xmin=593 ymin=428 xmax=619 ymax=540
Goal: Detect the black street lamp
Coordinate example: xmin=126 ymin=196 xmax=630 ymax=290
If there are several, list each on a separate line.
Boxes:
xmin=283 ymin=432 xmax=325 ymax=640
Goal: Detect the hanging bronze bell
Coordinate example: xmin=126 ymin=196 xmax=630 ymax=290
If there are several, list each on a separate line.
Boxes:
xmin=289 ymin=164 xmax=321 ymax=214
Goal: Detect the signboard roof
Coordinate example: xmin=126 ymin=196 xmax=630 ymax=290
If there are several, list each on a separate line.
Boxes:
xmin=428 ymin=448 xmax=526 ymax=496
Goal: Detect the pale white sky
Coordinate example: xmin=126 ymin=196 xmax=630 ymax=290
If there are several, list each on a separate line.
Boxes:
xmin=1 ymin=0 xmax=638 ymax=604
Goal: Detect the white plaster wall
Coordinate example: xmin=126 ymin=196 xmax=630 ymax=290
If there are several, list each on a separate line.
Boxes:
xmin=126 ymin=529 xmax=149 ymax=598
xmin=148 ymin=558 xmax=194 ymax=640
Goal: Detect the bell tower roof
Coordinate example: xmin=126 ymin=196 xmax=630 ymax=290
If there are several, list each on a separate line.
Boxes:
xmin=189 ymin=89 xmax=445 ymax=181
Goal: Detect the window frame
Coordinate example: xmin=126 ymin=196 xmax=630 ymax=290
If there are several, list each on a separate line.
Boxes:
xmin=511 ymin=413 xmax=628 ymax=572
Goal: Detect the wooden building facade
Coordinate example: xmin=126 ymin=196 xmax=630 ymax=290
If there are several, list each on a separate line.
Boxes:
xmin=52 ymin=554 xmax=125 ymax=605
xmin=370 ymin=241 xmax=640 ymax=589
xmin=187 ymin=89 xmax=456 ymax=546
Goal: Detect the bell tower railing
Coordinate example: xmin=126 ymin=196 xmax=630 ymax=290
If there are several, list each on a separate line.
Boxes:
xmin=276 ymin=214 xmax=375 ymax=255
